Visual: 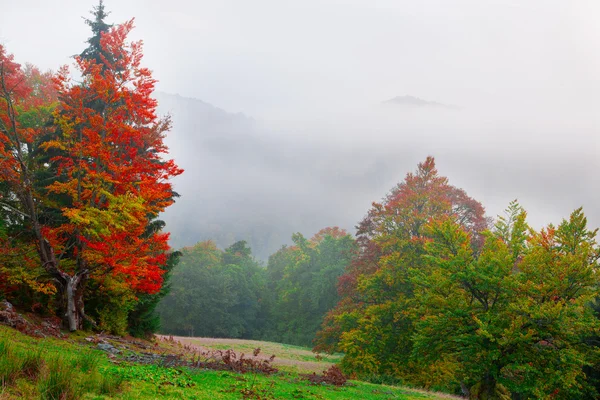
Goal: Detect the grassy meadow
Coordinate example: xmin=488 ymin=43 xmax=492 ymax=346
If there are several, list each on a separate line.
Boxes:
xmin=0 ymin=325 xmax=459 ymax=399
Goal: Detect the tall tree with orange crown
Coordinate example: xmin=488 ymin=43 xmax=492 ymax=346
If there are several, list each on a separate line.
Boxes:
xmin=43 ymin=17 xmax=182 ymax=330
xmin=0 ymin=8 xmax=182 ymax=330
xmin=314 ymin=157 xmax=488 ymax=389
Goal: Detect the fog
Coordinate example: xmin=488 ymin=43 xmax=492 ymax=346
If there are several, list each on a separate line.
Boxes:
xmin=1 ymin=0 xmax=598 ymax=259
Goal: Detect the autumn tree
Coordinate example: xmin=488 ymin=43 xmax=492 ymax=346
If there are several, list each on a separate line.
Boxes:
xmin=0 ymin=47 xmax=61 ymax=309
xmin=43 ymin=17 xmax=182 ymax=330
xmin=0 ymin=7 xmax=181 ymax=331
xmin=314 ymin=157 xmax=488 ymax=389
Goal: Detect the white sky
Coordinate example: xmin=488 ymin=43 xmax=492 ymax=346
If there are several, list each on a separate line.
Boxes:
xmin=1 ymin=0 xmax=599 ymax=230
xmin=2 ymin=0 xmax=599 ymax=116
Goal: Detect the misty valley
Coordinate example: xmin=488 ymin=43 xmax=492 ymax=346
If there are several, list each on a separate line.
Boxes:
xmin=0 ymin=1 xmax=598 ymax=399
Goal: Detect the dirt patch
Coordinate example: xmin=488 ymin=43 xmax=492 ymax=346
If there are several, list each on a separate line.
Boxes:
xmin=158 ymin=335 xmax=337 ymax=374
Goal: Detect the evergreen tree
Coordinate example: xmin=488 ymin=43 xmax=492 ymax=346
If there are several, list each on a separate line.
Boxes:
xmin=80 ymin=0 xmax=113 ymax=68
xmin=128 ymin=250 xmax=181 ymax=338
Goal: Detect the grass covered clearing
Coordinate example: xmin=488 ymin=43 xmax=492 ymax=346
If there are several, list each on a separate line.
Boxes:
xmin=0 ymin=326 xmax=456 ymax=399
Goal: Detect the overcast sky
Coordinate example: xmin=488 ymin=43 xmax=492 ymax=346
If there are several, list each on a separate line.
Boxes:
xmin=2 ymin=1 xmax=598 ymax=115
xmin=1 ymin=0 xmax=599 ymax=231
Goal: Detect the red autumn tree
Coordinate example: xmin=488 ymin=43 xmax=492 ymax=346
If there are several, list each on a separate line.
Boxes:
xmin=0 ymin=17 xmax=182 ymax=331
xmin=0 ymin=46 xmax=61 ymax=303
xmin=42 ymin=19 xmax=182 ymax=330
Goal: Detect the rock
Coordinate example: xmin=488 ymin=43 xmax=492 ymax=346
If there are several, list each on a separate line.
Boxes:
xmin=0 ymin=300 xmax=29 ymax=330
xmin=97 ymin=343 xmax=120 ymax=354
xmin=0 ymin=300 xmax=14 ymax=312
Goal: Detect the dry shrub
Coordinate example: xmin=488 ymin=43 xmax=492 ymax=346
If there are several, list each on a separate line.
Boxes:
xmin=303 ymin=365 xmax=347 ymax=386
xmin=192 ymin=348 xmax=278 ymax=375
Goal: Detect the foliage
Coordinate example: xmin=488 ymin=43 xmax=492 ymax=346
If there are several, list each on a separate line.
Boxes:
xmin=411 ymin=204 xmax=600 ymax=398
xmin=0 ymin=2 xmax=181 ymax=332
xmin=159 ymin=240 xmax=265 ymax=338
xmin=315 ymin=157 xmax=487 ymax=390
xmin=128 ymin=250 xmax=181 ymax=338
xmin=190 ymin=347 xmax=278 ymax=375
xmin=105 ymin=363 xmax=196 ymax=388
xmin=263 ymin=228 xmax=355 ymax=346
xmin=303 ymin=365 xmax=348 ymax=386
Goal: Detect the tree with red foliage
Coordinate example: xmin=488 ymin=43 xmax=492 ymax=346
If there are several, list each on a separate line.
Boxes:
xmin=0 ymin=15 xmax=181 ymax=330
xmin=0 ymin=47 xmax=61 ymax=305
xmin=44 ymin=19 xmax=182 ymax=330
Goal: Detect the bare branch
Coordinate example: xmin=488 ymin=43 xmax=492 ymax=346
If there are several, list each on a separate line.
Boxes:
xmin=0 ymin=201 xmax=30 ymax=219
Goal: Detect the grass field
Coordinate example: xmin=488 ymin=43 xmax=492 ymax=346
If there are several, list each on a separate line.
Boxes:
xmin=0 ymin=326 xmax=459 ymax=399
xmin=160 ymin=335 xmax=344 ymax=373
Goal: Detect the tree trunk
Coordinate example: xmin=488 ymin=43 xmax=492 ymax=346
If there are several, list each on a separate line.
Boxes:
xmin=64 ymin=271 xmax=88 ymax=331
xmin=66 ymin=277 xmax=78 ymax=331
xmin=460 ymin=382 xmax=471 ymax=398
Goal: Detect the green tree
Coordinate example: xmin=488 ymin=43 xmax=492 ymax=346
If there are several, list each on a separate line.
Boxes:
xmin=158 ymin=241 xmax=265 ymax=338
xmin=411 ymin=204 xmax=600 ymax=398
xmin=315 ymin=157 xmax=487 ymax=390
xmin=80 ymin=0 xmax=113 ymax=69
xmin=127 ymin=250 xmax=181 ymax=338
xmin=264 ymin=227 xmax=355 ymax=346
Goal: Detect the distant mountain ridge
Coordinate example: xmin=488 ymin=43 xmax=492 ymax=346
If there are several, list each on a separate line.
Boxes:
xmin=156 ymin=92 xmax=403 ymax=261
xmin=383 ymin=95 xmax=460 ymax=110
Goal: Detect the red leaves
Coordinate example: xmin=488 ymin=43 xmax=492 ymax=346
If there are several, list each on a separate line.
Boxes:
xmin=46 ymin=21 xmax=181 ymax=294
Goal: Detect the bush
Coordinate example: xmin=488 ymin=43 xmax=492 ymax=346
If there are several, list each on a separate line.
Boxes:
xmin=99 ymin=305 xmax=130 ymax=336
xmin=303 ymin=365 xmax=348 ymax=386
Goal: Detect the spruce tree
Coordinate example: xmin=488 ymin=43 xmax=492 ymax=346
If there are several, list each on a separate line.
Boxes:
xmin=80 ymin=0 xmax=113 ymax=68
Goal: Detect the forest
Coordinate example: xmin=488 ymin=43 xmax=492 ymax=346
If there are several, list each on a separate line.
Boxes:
xmin=158 ymin=157 xmax=600 ymax=399
xmin=1 ymin=2 xmax=599 ymax=400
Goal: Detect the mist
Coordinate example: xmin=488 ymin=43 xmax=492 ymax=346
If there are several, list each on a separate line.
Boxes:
xmin=1 ymin=0 xmax=598 ymax=259
xmin=158 ymin=89 xmax=599 ymax=259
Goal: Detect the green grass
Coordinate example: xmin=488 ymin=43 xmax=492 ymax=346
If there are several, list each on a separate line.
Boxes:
xmin=0 ymin=326 xmax=123 ymax=399
xmin=0 ymin=326 xmax=455 ymax=399
xmin=113 ymin=366 xmax=438 ymax=400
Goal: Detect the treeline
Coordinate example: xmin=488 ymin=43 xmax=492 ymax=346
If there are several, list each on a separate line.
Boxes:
xmin=161 ymin=157 xmax=600 ymax=399
xmin=158 ymin=227 xmax=355 ymax=346
xmin=0 ymin=2 xmax=181 ymax=337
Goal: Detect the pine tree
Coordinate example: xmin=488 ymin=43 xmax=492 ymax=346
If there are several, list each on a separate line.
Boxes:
xmin=80 ymin=0 xmax=113 ymax=69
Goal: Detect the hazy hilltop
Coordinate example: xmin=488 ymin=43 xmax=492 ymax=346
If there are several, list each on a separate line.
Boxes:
xmin=383 ymin=95 xmax=459 ymax=109
xmin=156 ymin=92 xmax=407 ymax=260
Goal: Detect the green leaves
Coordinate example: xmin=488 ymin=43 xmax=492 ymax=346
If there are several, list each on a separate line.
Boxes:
xmin=159 ymin=241 xmax=265 ymax=339
xmin=264 ymin=229 xmax=355 ymax=346
xmin=411 ymin=203 xmax=600 ymax=398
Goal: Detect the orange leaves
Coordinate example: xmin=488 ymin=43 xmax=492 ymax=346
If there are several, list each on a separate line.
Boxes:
xmin=44 ymin=20 xmax=182 ymax=295
xmin=84 ymin=229 xmax=169 ymax=294
xmin=0 ymin=45 xmax=58 ymax=189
